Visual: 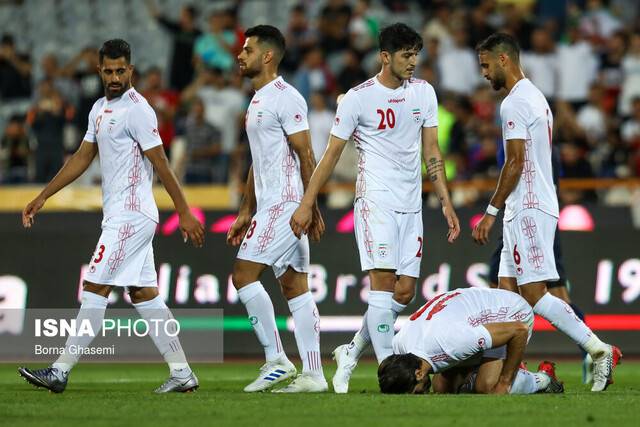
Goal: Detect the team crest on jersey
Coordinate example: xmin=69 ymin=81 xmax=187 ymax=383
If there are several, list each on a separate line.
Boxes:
xmin=256 ymin=111 xmax=263 ymax=125
xmin=412 ymin=108 xmax=421 ymax=123
xmin=377 ymin=243 xmax=389 ymax=258
xmin=108 ymin=118 xmax=117 ymax=132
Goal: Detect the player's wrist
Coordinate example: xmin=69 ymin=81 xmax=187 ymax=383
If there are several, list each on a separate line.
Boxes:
xmin=485 ymin=204 xmax=500 ymax=217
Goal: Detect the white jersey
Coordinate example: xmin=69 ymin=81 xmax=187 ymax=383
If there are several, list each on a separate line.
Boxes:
xmin=500 ymin=78 xmax=559 ymax=221
xmin=331 ymin=76 xmax=439 ymax=213
xmin=84 ymin=88 xmax=162 ymax=223
xmin=392 ymin=288 xmax=531 ymax=373
xmin=245 ymin=77 xmax=309 ymax=211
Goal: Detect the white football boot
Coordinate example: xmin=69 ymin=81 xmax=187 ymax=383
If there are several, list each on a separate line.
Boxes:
xmin=332 ymin=344 xmax=359 ymax=394
xmin=243 ymin=356 xmax=297 ymax=392
xmin=591 ymin=345 xmax=622 ymax=392
xmin=272 ymin=373 xmax=328 ymax=393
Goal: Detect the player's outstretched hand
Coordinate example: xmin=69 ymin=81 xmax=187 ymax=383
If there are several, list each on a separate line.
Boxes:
xmin=290 ymin=203 xmax=312 ymax=239
xmin=226 ymin=212 xmax=251 ymax=246
xmin=22 ymin=196 xmax=46 ymax=228
xmin=179 ymin=211 xmax=205 ymax=248
xmin=472 ymin=213 xmax=495 ymax=245
xmin=442 ymin=203 xmax=460 ymax=243
xmin=308 ymin=203 xmax=325 ymax=242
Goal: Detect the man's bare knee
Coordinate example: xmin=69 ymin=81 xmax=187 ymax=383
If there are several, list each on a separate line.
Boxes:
xmin=369 ymin=270 xmax=396 ymax=292
xmin=232 ymin=260 xmax=265 ymax=289
xmin=279 ymin=268 xmax=308 ymax=300
xmin=82 ymin=281 xmax=112 ymax=298
xmin=394 ymin=277 xmax=416 ymax=305
xmin=128 ymin=286 xmax=159 ymax=304
xmin=474 ymin=376 xmax=497 ymax=394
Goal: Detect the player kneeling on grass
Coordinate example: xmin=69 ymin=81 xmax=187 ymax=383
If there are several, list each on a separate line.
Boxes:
xmin=17 ymin=39 xmax=204 ymax=394
xmin=378 ymin=287 xmax=562 ymax=394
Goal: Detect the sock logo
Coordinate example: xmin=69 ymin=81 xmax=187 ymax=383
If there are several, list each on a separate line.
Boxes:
xmin=249 ymin=316 xmax=258 ymax=326
xmin=377 ymin=324 xmax=390 ymax=333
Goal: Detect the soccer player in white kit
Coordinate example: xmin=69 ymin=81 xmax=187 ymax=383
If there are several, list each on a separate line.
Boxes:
xmin=290 ymin=23 xmax=460 ymax=393
xmin=378 ymin=288 xmax=563 ymax=395
xmin=471 ymin=33 xmax=621 ymax=392
xmin=227 ymin=25 xmax=327 ymax=393
xmin=18 ymin=39 xmax=205 ymax=393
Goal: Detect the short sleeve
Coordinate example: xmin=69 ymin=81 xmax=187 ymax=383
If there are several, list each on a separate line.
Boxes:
xmin=437 ymin=323 xmax=492 ymax=365
xmin=83 ymin=102 xmax=99 ymax=143
xmin=501 ymin=98 xmax=529 ymax=140
xmin=422 ymin=84 xmax=439 ymax=128
xmin=127 ymin=103 xmax=163 ymax=151
xmin=330 ymin=89 xmax=360 ymax=140
xmin=278 ymin=90 xmax=309 ymax=136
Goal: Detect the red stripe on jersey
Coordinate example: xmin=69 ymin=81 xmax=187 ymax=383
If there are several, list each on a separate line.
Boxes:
xmin=128 ymin=92 xmax=140 ymax=103
xmin=353 ymin=79 xmax=374 ymax=91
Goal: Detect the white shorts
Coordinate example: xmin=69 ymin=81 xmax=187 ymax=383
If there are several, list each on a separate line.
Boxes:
xmin=236 ymin=202 xmax=309 ymax=278
xmin=85 ymin=214 xmax=158 ymax=287
xmin=498 ymin=209 xmax=559 ymax=286
xmin=353 ymin=198 xmax=423 ymax=277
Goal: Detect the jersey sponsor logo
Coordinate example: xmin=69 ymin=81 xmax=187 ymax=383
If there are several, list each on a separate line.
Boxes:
xmin=388 ymin=97 xmax=405 ymax=103
xmin=104 ymin=109 xmax=113 ymax=113
xmin=256 ymin=111 xmax=263 ymax=125
xmin=294 ymin=113 xmax=302 ymax=123
xmin=507 ymin=120 xmax=515 ymax=130
xmin=251 ymin=99 xmax=260 ymax=104
xmin=249 ymin=316 xmax=258 ymax=325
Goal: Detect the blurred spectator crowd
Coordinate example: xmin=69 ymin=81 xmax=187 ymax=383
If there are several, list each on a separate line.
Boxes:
xmin=1 ymin=0 xmax=639 ymax=206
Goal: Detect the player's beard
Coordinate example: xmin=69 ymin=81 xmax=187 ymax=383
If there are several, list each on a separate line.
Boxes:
xmin=105 ymin=81 xmax=130 ymax=100
xmin=239 ymin=62 xmax=261 ymax=79
xmin=491 ymin=70 xmax=506 ymax=90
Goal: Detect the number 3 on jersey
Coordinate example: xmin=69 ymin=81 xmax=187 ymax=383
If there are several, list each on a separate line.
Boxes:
xmin=376 ymin=108 xmax=395 ymax=130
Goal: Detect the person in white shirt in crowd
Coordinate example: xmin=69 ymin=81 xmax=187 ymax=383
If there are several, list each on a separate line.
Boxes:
xmin=308 ymin=91 xmax=335 ymax=163
xmin=556 ymin=25 xmax=599 ymax=111
xmin=619 ymin=32 xmax=640 ymax=116
xmin=181 ymin=66 xmax=244 ymax=182
xmin=577 ymin=83 xmax=608 ymax=146
xmin=438 ymin=26 xmax=480 ymax=96
xmin=521 ymin=27 xmax=557 ymax=103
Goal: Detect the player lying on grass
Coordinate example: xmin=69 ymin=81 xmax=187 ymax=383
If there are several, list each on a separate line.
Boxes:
xmin=377 ymin=287 xmax=562 ymax=394
xmin=380 ymin=351 xmax=563 ymax=394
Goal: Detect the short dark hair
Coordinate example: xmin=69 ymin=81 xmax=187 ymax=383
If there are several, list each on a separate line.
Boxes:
xmin=99 ymin=39 xmax=131 ymax=64
xmin=476 ymin=32 xmax=520 ymax=62
xmin=244 ymin=25 xmax=286 ymax=63
xmin=379 ymin=23 xmax=423 ymax=54
xmin=378 ymin=353 xmax=422 ymax=394
xmin=184 ymin=5 xmax=197 ymax=19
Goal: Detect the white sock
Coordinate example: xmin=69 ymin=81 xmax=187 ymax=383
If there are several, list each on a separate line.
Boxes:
xmin=237 ymin=281 xmax=284 ymax=362
xmin=349 ymin=299 xmax=406 ymax=359
xmin=367 ymin=291 xmax=394 ymax=364
xmin=288 ymin=292 xmax=323 ymax=377
xmin=509 ymin=369 xmax=548 ymax=394
xmin=133 ymin=295 xmax=191 ymax=377
xmin=533 ymin=293 xmax=607 ymax=356
xmin=52 ymin=291 xmax=108 ymax=374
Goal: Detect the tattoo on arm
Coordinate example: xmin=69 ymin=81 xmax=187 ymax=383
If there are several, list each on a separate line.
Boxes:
xmin=426 ymin=157 xmax=444 ymax=182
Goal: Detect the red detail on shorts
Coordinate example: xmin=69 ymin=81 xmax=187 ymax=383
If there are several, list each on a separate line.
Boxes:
xmin=359 ymin=201 xmax=373 ymax=256
xmin=257 ymin=203 xmax=285 ymax=253
xmin=355 ymin=146 xmax=366 ymax=198
xmin=107 ymin=223 xmax=136 ymax=274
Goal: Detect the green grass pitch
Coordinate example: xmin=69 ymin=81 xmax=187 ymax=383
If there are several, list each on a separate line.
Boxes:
xmin=1 ymin=361 xmax=638 ymax=427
